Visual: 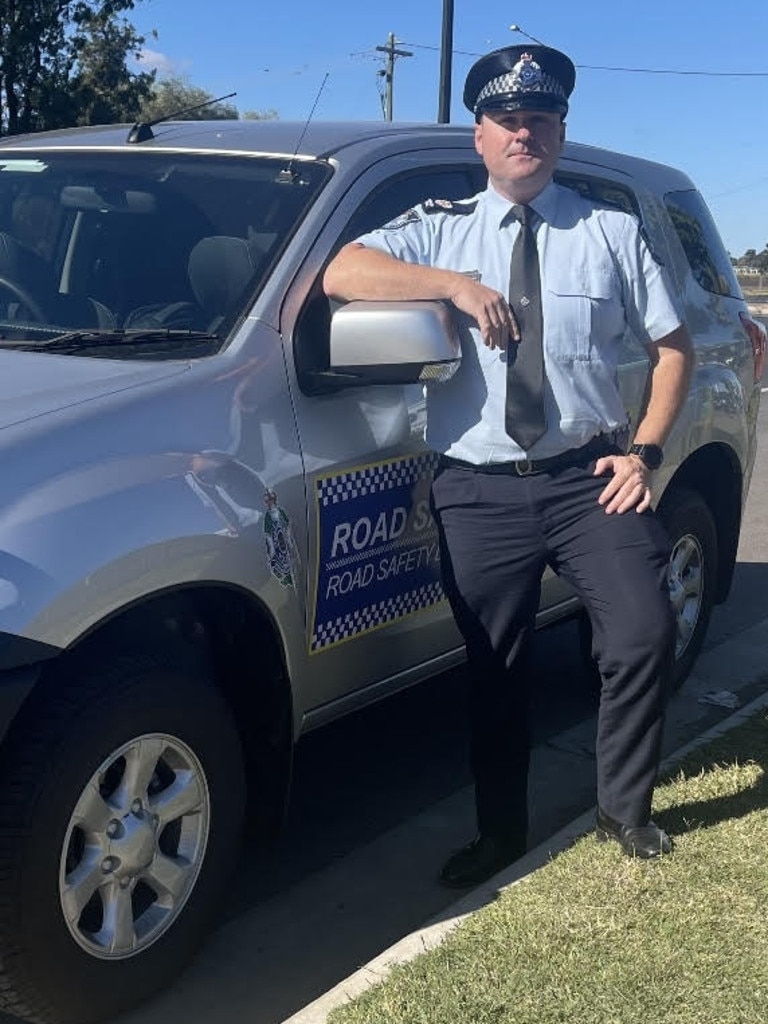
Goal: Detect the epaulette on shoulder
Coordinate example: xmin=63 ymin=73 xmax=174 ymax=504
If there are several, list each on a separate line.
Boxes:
xmin=423 ymin=197 xmax=478 ymax=215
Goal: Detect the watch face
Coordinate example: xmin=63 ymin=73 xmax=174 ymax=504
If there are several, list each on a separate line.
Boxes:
xmin=631 ymin=444 xmax=663 ymax=470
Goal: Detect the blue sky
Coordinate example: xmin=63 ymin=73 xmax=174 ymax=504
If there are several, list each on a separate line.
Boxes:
xmin=131 ymin=0 xmax=767 ymax=258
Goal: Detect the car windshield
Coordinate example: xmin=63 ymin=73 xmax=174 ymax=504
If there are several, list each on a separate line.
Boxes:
xmin=0 ymin=152 xmax=330 ymax=357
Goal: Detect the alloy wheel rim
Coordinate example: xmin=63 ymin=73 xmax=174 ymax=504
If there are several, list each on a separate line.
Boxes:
xmin=667 ymin=531 xmax=704 ymax=660
xmin=59 ymin=732 xmax=210 ymax=959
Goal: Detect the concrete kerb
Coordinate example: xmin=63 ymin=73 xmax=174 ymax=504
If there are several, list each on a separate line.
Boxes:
xmin=281 ymin=675 xmax=768 ymax=1024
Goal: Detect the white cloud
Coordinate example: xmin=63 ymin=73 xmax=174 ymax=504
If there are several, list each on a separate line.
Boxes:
xmin=136 ymin=48 xmax=181 ymax=76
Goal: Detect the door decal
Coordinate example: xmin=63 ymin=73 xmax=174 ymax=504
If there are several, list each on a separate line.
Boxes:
xmin=310 ymin=452 xmax=443 ymax=652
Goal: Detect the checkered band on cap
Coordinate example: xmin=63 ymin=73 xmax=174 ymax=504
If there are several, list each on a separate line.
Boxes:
xmin=474 ymin=67 xmax=567 ymax=112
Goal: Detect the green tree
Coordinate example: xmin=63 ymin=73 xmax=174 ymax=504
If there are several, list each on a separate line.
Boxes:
xmin=68 ymin=9 xmax=155 ymax=126
xmin=138 ymin=77 xmax=278 ymax=123
xmin=242 ymin=108 xmax=278 ymax=121
xmin=0 ymin=1 xmax=153 ymax=134
xmin=138 ymin=77 xmax=239 ymax=122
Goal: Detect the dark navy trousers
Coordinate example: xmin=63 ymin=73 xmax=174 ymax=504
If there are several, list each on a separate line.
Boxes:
xmin=431 ymin=447 xmax=675 ymax=842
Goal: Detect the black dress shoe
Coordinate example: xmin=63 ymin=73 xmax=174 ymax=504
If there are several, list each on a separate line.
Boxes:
xmin=439 ymin=834 xmax=526 ymax=889
xmin=595 ymin=808 xmax=672 ymax=859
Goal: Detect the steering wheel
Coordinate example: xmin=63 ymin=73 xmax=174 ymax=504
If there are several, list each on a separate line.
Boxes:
xmin=0 ymin=273 xmax=49 ymax=323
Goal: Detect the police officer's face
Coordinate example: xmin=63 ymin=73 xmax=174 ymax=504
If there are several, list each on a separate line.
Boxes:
xmin=475 ymin=109 xmax=564 ymax=202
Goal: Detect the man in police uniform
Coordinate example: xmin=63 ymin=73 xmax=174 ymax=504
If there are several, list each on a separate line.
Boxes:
xmin=323 ymin=44 xmax=694 ymax=888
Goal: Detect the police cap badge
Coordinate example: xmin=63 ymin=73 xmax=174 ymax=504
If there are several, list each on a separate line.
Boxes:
xmin=463 ymin=44 xmax=576 ymax=120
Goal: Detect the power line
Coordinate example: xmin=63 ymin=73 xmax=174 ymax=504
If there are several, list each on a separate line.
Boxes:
xmin=710 ymin=176 xmax=768 ymax=200
xmin=400 ymin=41 xmax=768 ymax=77
xmin=400 ymin=41 xmax=487 ymax=58
xmin=249 ymin=45 xmax=768 ymax=89
xmin=578 ymin=64 xmax=768 ymax=77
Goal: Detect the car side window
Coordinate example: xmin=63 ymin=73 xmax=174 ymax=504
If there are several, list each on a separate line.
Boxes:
xmin=664 ymin=189 xmax=741 ymax=299
xmin=295 ymin=165 xmax=483 ymax=393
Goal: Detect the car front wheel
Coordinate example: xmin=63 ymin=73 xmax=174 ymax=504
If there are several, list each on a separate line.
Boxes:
xmin=659 ymin=486 xmax=718 ymax=690
xmin=0 ymin=654 xmax=245 ymax=1024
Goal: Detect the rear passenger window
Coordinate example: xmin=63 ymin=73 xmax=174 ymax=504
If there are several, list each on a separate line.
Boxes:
xmin=555 ymin=173 xmax=640 ymax=217
xmin=664 ymin=189 xmax=740 ymax=298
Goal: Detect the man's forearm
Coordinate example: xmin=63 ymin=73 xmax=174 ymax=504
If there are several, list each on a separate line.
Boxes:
xmin=632 ymin=326 xmax=695 ymax=446
xmin=324 ymin=243 xmax=519 ymax=350
xmin=323 ymin=243 xmax=463 ymax=303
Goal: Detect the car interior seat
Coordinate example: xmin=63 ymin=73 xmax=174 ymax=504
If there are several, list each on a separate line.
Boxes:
xmin=123 ymin=235 xmax=263 ymax=336
xmin=0 ymin=231 xmax=114 ymax=328
xmin=187 ymin=235 xmax=263 ymax=333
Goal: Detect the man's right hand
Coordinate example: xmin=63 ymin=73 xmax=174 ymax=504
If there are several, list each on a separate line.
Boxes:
xmin=449 ymin=277 xmax=520 ymax=350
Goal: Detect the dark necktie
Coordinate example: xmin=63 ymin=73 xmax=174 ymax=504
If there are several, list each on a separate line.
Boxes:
xmin=505 ymin=205 xmax=546 ymax=450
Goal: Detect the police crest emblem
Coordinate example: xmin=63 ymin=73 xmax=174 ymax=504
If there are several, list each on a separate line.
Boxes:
xmin=511 ymin=52 xmax=543 ymax=91
xmin=263 ymin=489 xmax=297 ymax=589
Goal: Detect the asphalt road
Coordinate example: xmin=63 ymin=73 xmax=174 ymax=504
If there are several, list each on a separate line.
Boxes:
xmin=101 ymin=392 xmax=768 ymax=1024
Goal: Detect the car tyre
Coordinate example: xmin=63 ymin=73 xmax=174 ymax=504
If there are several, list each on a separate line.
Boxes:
xmin=658 ymin=486 xmax=718 ymax=690
xmin=0 ymin=653 xmax=245 ymax=1024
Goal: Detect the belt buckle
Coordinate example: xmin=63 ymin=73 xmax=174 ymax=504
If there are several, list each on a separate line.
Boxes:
xmin=515 ymin=458 xmax=533 ymax=476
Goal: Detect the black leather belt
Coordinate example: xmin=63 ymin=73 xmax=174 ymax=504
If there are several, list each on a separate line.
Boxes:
xmin=439 ymin=435 xmax=616 ymax=477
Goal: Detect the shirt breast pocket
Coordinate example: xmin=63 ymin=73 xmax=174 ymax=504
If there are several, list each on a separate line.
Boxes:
xmin=545 ymin=267 xmax=621 ymax=362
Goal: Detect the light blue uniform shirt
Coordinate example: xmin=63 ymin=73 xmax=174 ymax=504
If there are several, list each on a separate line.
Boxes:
xmin=354 ymin=180 xmax=683 ymax=462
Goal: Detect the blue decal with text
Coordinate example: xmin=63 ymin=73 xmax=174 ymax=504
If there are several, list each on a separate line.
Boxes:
xmin=311 ymin=453 xmax=443 ymax=652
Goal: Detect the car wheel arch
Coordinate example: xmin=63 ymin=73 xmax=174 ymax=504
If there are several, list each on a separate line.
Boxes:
xmin=10 ymin=584 xmax=295 ymax=843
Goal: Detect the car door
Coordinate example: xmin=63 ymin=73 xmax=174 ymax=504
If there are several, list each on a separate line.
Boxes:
xmin=279 ymin=151 xmax=489 ymax=715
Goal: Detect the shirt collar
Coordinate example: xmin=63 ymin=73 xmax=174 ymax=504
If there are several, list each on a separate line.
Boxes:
xmin=483 ymin=179 xmax=559 ymax=228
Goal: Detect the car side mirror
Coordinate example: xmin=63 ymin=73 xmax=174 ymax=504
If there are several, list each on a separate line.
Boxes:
xmin=308 ymin=300 xmax=461 ymax=392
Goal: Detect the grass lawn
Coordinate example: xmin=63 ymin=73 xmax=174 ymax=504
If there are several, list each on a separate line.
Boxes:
xmin=329 ymin=708 xmax=768 ymax=1024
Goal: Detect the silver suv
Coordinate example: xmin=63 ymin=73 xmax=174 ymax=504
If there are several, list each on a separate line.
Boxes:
xmin=0 ymin=119 xmax=761 ymax=1023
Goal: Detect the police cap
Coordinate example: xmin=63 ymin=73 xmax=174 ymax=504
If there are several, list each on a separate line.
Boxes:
xmin=463 ymin=44 xmax=576 ymax=119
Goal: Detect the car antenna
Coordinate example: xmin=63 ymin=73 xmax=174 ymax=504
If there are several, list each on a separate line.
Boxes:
xmin=277 ymin=73 xmax=329 ymax=184
xmin=126 ymin=92 xmax=237 ymax=144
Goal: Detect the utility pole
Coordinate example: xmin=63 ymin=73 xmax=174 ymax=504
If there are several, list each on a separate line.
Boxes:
xmin=376 ymin=33 xmax=413 ymax=121
xmin=437 ymin=0 xmax=454 ymax=123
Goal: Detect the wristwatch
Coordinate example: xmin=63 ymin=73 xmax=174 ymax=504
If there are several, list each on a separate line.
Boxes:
xmin=628 ymin=443 xmax=664 ymax=471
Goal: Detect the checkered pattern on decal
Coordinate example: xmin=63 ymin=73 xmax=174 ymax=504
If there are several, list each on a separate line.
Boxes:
xmin=316 ymin=452 xmax=439 ymax=507
xmin=311 ymin=580 xmax=444 ymax=651
xmin=475 ymin=69 xmax=566 ymax=110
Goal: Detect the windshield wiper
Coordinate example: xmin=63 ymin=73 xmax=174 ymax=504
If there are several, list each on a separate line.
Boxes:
xmin=0 ymin=328 xmax=222 ymax=353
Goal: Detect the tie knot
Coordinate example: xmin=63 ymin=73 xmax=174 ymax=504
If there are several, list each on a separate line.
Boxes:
xmin=512 ymin=204 xmax=531 ymax=227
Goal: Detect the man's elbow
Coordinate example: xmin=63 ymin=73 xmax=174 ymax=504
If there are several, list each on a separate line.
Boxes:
xmin=321 ymin=259 xmax=344 ymax=300
xmin=322 ymin=243 xmax=365 ymax=299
